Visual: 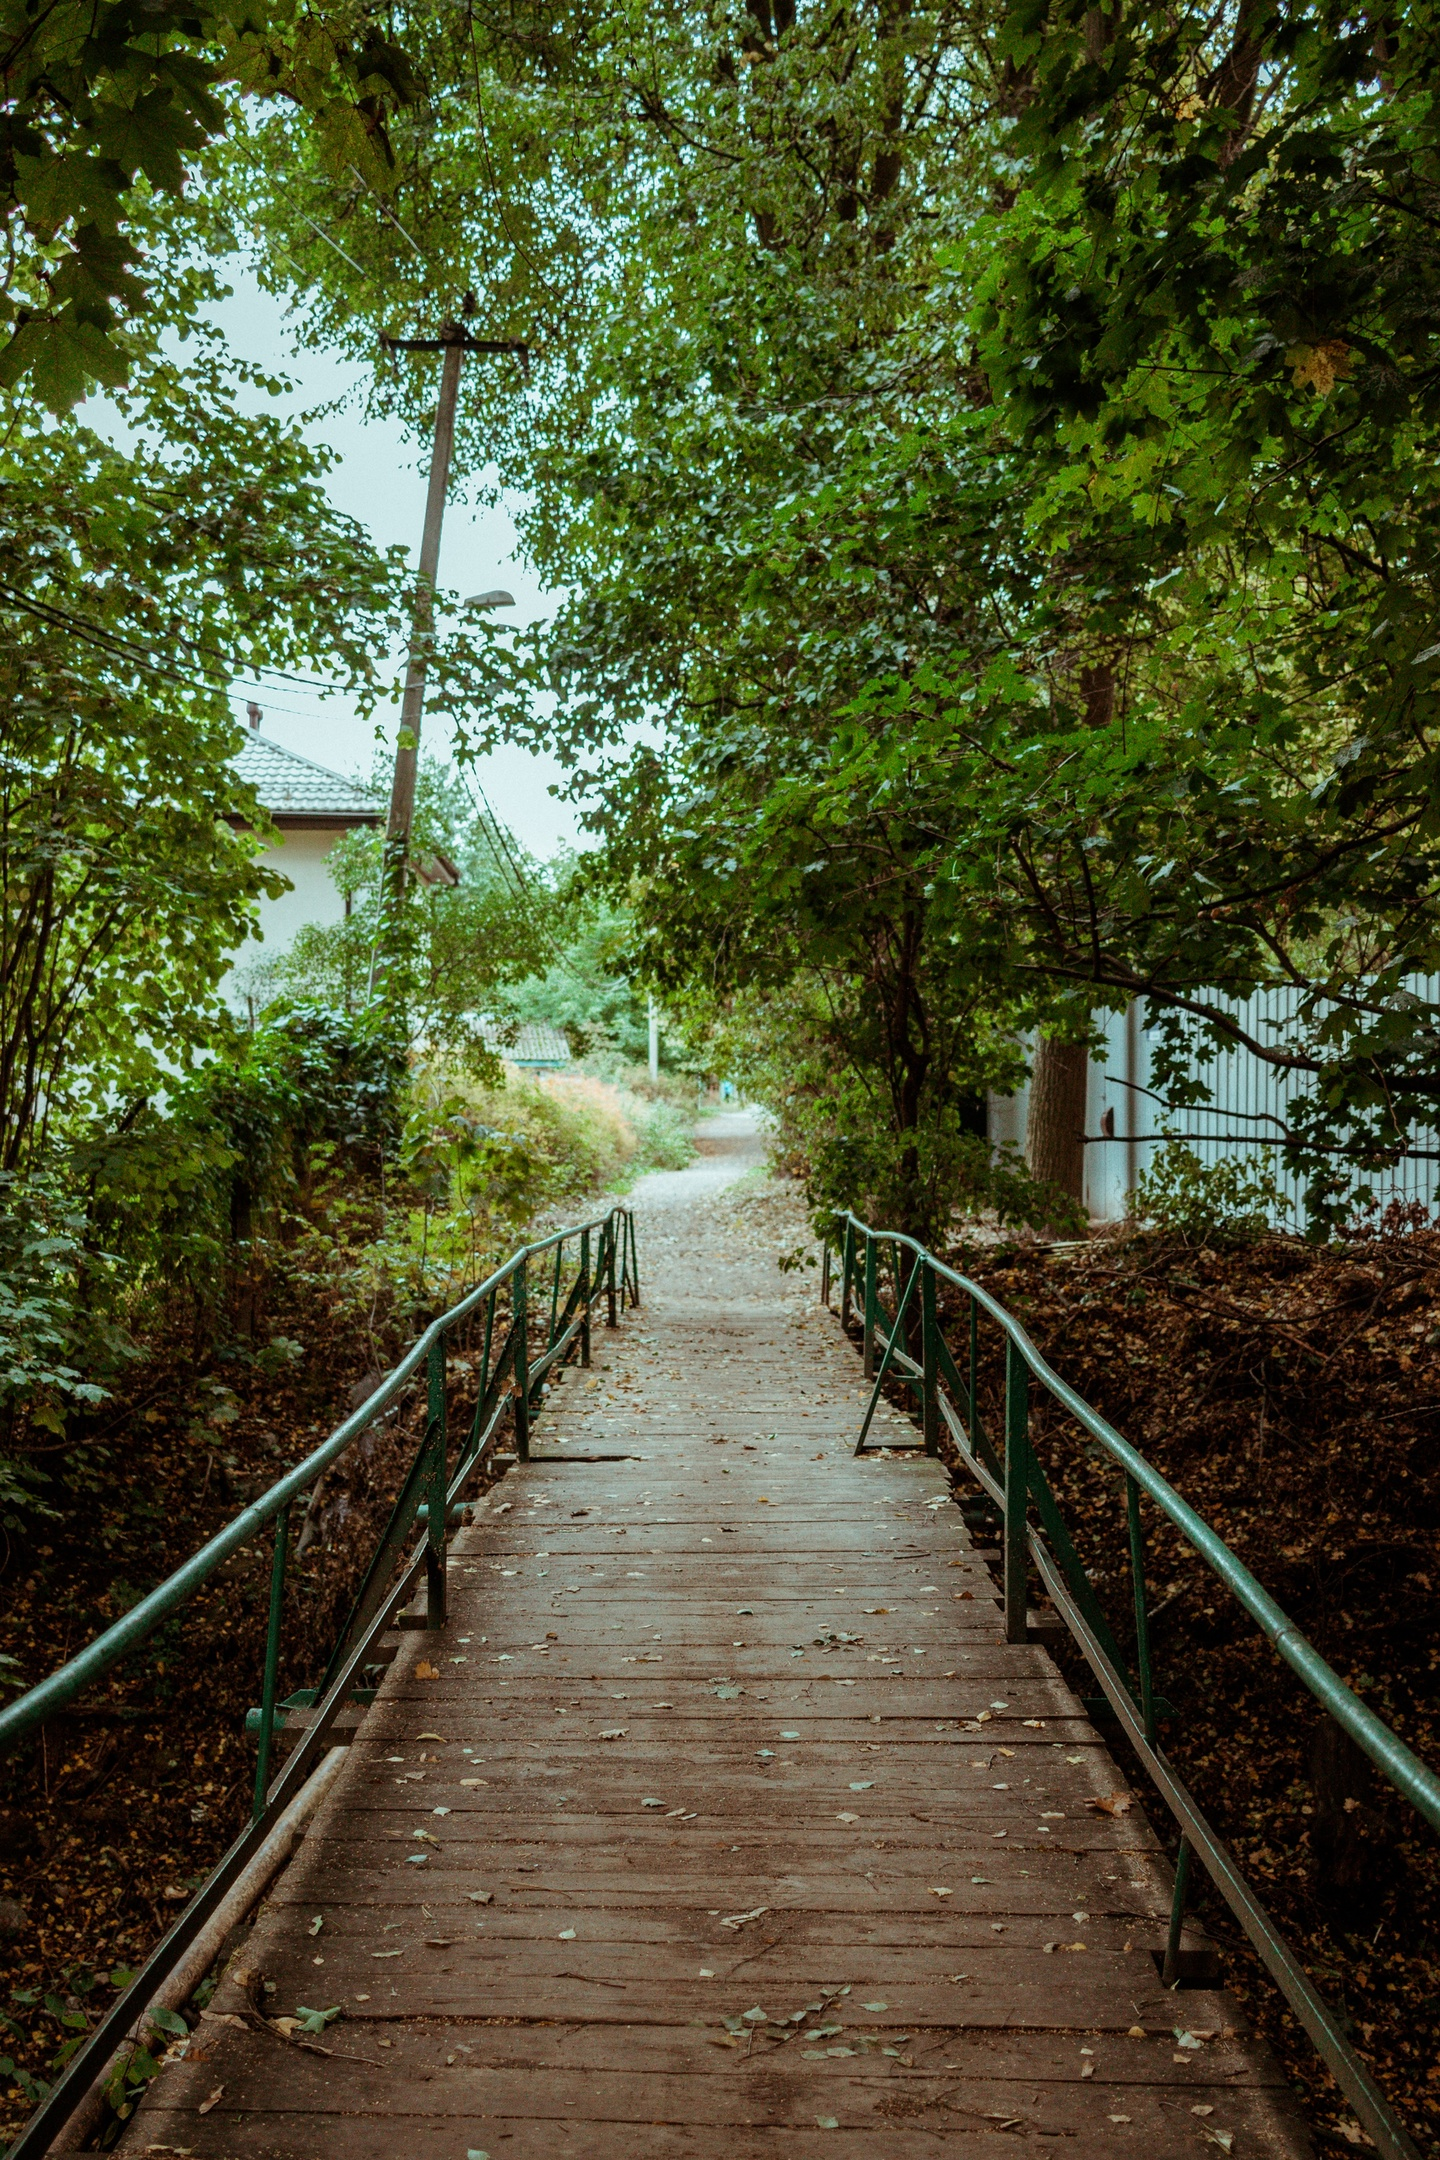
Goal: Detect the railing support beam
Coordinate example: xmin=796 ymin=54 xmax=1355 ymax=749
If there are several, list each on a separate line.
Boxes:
xmin=425 ymin=1338 xmax=448 ymax=1630
xmin=862 ymin=1233 xmax=878 ymax=1379
xmin=921 ymin=1259 xmax=940 ymax=1457
xmin=252 ymin=1501 xmax=290 ymax=1821
xmin=1162 ymin=1833 xmax=1192 ymax=1989
xmin=1127 ymin=1471 xmax=1157 ymax=1747
xmin=580 ymin=1227 xmax=592 ymax=1368
xmin=514 ymin=1257 xmax=530 ymax=1461
xmin=1004 ymin=1338 xmax=1029 ymax=1645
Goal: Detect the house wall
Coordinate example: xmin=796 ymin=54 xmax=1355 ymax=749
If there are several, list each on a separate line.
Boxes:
xmin=225 ymin=827 xmax=352 ymax=1008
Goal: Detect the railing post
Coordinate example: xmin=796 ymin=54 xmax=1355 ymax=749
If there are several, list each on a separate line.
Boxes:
xmin=968 ymin=1293 xmax=979 ymax=1432
xmin=862 ymin=1232 xmax=878 ymax=1379
xmin=1162 ymin=1833 xmax=1193 ymax=1988
xmin=921 ymin=1258 xmax=940 ymax=1457
xmin=514 ymin=1257 xmax=530 ymax=1460
xmin=840 ymin=1219 xmax=854 ymax=1330
xmin=1004 ymin=1337 xmax=1029 ymax=1645
xmin=606 ymin=1213 xmax=618 ymax=1328
xmin=479 ymin=1289 xmax=495 ymax=1409
xmin=820 ymin=1240 xmax=831 ymax=1310
xmin=252 ymin=1500 xmax=290 ymax=1821
xmin=426 ymin=1335 xmax=448 ymax=1630
xmin=627 ymin=1212 xmax=641 ymax=1306
xmin=1127 ymin=1472 xmax=1158 ymax=1747
xmin=580 ymin=1226 xmax=592 ymax=1368
xmin=548 ymin=1237 xmax=564 ymax=1347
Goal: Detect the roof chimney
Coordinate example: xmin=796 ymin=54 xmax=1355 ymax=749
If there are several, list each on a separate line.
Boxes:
xmin=246 ymin=702 xmax=263 ymax=733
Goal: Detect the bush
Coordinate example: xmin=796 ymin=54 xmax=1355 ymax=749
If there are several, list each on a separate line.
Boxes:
xmin=1133 ymin=1141 xmax=1291 ymax=1246
xmin=376 ymin=1064 xmax=696 ymax=1316
xmin=630 ymin=1096 xmax=696 ymax=1171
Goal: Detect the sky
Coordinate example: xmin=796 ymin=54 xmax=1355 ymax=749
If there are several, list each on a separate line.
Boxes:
xmin=210 ymin=266 xmax=584 ymax=859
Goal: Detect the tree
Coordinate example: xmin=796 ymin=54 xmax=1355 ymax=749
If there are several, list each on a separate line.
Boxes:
xmin=0 ymin=0 xmax=420 ymax=405
xmin=504 ymin=887 xmax=654 ymax=1068
xmin=958 ymin=0 xmax=1440 ymax=1211
xmin=0 ymin=325 xmax=426 ymax=1172
xmin=215 ymin=0 xmax=1090 ymax=1236
xmin=221 ymin=0 xmax=1440 ymax=1230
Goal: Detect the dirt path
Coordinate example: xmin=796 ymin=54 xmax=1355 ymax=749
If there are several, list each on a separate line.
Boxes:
xmin=122 ymin=1118 xmax=1309 ymax=2158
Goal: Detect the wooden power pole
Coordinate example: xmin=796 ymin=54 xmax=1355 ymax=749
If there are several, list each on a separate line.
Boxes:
xmin=369 ymin=314 xmax=526 ymax=1000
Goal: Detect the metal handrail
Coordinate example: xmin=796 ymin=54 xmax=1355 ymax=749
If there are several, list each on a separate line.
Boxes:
xmin=0 ymin=1201 xmax=638 ymax=2157
xmin=0 ymin=1206 xmax=629 ymax=1756
xmin=827 ymin=1207 xmax=1436 ymax=2160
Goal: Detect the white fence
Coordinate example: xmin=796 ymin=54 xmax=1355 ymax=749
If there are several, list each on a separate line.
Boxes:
xmin=987 ymin=990 xmax=1440 ymax=1225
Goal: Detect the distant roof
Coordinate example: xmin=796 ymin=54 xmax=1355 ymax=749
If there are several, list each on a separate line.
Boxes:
xmin=483 ymin=1021 xmax=572 ymax=1067
xmin=233 ymin=733 xmax=384 ymax=828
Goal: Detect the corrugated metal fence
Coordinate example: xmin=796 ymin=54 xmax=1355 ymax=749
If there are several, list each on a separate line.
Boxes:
xmin=987 ymin=989 xmax=1440 ymax=1226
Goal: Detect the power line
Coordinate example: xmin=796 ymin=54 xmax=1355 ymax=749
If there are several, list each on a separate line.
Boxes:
xmin=0 ymin=581 xmax=386 ymax=701
xmin=458 ymin=763 xmax=531 ymax=898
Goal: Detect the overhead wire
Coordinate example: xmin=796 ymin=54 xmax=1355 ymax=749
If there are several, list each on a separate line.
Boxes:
xmin=458 ymin=760 xmax=531 ymax=899
xmin=346 ymin=164 xmax=427 ymax=261
xmin=0 ymin=580 xmax=390 ymax=699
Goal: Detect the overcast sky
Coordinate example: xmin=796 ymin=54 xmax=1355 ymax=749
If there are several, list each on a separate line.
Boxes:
xmin=210 ymin=267 xmax=584 ymax=859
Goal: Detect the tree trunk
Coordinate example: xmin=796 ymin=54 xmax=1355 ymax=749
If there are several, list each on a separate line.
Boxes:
xmin=1026 ymin=1034 xmax=1089 ymax=1206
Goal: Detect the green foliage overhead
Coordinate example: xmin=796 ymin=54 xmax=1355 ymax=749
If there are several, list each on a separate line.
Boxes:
xmin=215 ymin=0 xmax=1440 ymax=1229
xmin=0 ymin=325 xmax=424 ymax=1175
xmin=19 ymin=0 xmax=1440 ymax=1237
xmin=0 ymin=0 xmax=422 ymax=406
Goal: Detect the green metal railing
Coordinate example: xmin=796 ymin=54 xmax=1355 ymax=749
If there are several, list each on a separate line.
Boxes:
xmin=0 ymin=1202 xmax=638 ymax=2159
xmin=824 ymin=1211 xmax=1439 ymax=2160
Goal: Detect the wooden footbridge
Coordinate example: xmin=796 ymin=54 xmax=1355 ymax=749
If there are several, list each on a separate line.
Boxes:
xmin=6 ymin=1122 xmax=1437 ymax=2159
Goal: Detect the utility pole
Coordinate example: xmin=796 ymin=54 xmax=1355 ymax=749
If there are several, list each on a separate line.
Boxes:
xmin=369 ymin=312 xmax=527 ymax=999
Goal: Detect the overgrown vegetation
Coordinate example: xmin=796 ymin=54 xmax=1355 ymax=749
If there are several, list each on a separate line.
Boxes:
xmin=945 ymin=1216 xmax=1440 ymax=2155
xmin=0 ymin=1015 xmax=686 ymax=2137
xmin=202 ymin=0 xmax=1440 ymax=1235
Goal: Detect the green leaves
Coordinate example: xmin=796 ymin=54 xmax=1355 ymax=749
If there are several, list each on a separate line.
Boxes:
xmin=196 ymin=0 xmax=1440 ymax=1216
xmin=293 ymin=2003 xmax=343 ymax=2033
xmin=0 ymin=0 xmax=426 ymax=406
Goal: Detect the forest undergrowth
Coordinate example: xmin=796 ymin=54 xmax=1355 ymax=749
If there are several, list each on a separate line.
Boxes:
xmin=0 ymin=1226 xmax=507 ymax=2143
xmin=936 ymin=1223 xmax=1440 ymax=2155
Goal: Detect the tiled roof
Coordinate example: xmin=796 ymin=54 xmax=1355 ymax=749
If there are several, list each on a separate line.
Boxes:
xmin=482 ymin=1022 xmax=572 ymax=1066
xmin=233 ymin=733 xmax=384 ymax=825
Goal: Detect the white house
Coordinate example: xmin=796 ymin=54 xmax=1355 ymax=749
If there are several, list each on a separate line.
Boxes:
xmin=225 ymin=720 xmax=471 ymax=1013
xmin=229 ymin=726 xmax=385 ymax=972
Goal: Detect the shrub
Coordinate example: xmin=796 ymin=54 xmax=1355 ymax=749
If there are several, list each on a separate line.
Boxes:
xmin=1133 ymin=1141 xmax=1290 ymax=1246
xmin=630 ymin=1097 xmax=695 ymax=1171
xmin=379 ymin=1064 xmax=695 ymax=1316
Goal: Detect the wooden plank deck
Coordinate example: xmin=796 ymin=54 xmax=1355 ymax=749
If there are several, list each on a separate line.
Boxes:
xmin=124 ymin=1124 xmax=1312 ymax=2158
